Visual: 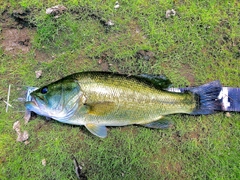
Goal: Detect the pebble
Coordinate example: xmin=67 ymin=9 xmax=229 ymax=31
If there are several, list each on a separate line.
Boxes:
xmin=225 ymin=112 xmax=231 ymax=117
xmin=166 ymin=9 xmax=176 ymax=18
xmin=46 ymin=5 xmax=67 ymax=18
xmin=35 ymin=70 xmax=42 ymax=78
xmin=42 ymin=159 xmax=47 ymax=166
xmin=114 ymin=1 xmax=120 ymax=9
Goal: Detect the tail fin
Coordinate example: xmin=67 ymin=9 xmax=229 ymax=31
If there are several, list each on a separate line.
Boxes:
xmin=189 ymin=81 xmax=222 ymax=115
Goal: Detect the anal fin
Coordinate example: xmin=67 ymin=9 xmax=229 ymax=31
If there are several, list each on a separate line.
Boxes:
xmin=141 ymin=119 xmax=172 ymax=129
xmin=85 ymin=123 xmax=107 ymax=138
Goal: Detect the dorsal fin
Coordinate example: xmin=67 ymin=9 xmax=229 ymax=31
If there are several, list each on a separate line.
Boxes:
xmin=135 ymin=74 xmax=172 ymax=89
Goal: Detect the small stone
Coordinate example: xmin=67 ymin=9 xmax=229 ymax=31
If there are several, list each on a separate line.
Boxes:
xmin=46 ymin=5 xmax=67 ymax=17
xmin=42 ymin=159 xmax=47 ymax=166
xmin=136 ymin=28 xmax=140 ymax=34
xmin=114 ymin=1 xmax=120 ymax=9
xmin=98 ymin=59 xmax=103 ymax=64
xmin=106 ymin=20 xmax=114 ymax=26
xmin=171 ymin=9 xmax=176 ymax=16
xmin=24 ymin=140 xmax=30 ymax=145
xmin=166 ymin=9 xmax=176 ymax=18
xmin=226 ymin=112 xmax=231 ymax=117
xmin=35 ymin=70 xmax=42 ymax=78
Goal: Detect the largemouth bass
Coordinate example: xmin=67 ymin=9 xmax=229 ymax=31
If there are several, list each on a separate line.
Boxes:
xmin=25 ymin=72 xmax=222 ymax=138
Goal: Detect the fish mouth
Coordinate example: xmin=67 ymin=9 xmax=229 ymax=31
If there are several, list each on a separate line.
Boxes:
xmin=25 ymin=97 xmax=39 ymax=112
xmin=31 ymin=96 xmax=39 ymax=107
xmin=25 ymin=96 xmax=47 ymax=116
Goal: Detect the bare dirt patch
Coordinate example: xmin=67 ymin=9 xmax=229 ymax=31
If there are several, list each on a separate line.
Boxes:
xmin=0 ymin=8 xmax=55 ymax=63
xmin=1 ymin=28 xmax=33 ymax=54
xmin=0 ymin=9 xmax=34 ymax=55
xmin=34 ymin=49 xmax=54 ymax=62
xmin=179 ymin=64 xmax=195 ymax=85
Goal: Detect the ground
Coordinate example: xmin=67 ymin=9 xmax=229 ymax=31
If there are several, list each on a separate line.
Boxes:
xmin=0 ymin=1 xmax=239 ymax=180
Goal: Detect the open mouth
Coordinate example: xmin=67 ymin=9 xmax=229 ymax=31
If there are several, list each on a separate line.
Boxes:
xmin=30 ymin=96 xmax=39 ymax=107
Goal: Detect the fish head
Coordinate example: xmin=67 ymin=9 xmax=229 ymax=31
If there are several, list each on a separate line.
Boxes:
xmin=25 ymin=78 xmax=81 ymax=120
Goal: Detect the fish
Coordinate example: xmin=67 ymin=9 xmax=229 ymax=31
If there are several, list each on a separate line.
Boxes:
xmin=25 ymin=71 xmax=222 ymax=138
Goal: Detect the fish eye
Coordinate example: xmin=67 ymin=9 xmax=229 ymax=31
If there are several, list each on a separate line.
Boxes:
xmin=41 ymin=86 xmax=48 ymax=94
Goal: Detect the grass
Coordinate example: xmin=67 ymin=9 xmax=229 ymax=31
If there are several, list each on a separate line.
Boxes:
xmin=0 ymin=0 xmax=240 ymax=179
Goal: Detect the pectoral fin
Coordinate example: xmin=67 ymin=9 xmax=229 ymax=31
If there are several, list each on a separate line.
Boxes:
xmin=141 ymin=119 xmax=173 ymax=129
xmin=85 ymin=123 xmax=107 ymax=138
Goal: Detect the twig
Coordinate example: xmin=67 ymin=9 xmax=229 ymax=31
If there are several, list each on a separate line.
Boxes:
xmin=6 ymin=84 xmax=12 ymax=112
xmin=3 ymin=100 xmax=13 ymax=108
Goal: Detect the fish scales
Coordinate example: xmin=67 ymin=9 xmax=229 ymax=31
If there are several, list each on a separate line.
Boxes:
xmin=76 ymin=72 xmax=196 ymax=115
xmin=25 ymin=71 xmax=222 ymax=138
xmin=66 ymin=73 xmax=195 ymax=126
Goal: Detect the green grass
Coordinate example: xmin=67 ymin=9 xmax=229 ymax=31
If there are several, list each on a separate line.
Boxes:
xmin=1 ymin=0 xmax=240 ymax=179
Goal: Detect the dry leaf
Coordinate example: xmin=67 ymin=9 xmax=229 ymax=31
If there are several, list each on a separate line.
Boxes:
xmin=13 ymin=121 xmax=29 ymax=142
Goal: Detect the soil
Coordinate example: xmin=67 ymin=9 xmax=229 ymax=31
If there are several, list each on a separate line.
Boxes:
xmin=0 ymin=8 xmax=55 ymax=63
xmin=0 ymin=6 xmax=214 ymax=180
xmin=1 ymin=28 xmax=32 ymax=54
xmin=0 ymin=8 xmax=112 ymax=67
xmin=0 ymin=9 xmax=34 ymax=55
xmin=179 ymin=64 xmax=195 ymax=85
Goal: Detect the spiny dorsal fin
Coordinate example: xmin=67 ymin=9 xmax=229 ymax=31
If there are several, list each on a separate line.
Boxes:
xmin=136 ymin=74 xmax=172 ymax=89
